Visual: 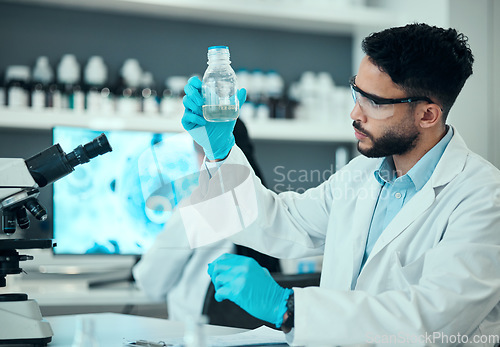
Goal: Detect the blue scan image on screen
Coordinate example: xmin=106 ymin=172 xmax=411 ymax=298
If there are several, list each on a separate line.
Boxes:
xmin=52 ymin=126 xmax=200 ymax=255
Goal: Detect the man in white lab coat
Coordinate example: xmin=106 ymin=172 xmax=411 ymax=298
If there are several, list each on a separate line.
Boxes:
xmin=180 ymin=23 xmax=500 ymax=346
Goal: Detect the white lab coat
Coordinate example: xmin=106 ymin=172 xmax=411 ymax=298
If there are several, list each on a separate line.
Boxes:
xmin=132 ymin=210 xmax=234 ymax=321
xmin=187 ymin=128 xmax=500 ymax=346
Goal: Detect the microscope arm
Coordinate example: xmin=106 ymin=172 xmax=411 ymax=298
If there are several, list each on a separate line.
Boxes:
xmin=0 ymin=158 xmax=37 ymax=202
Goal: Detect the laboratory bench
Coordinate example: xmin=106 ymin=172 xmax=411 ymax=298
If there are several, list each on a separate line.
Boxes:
xmin=1 ymin=271 xmax=167 ymax=318
xmin=46 ymin=312 xmax=288 ymax=346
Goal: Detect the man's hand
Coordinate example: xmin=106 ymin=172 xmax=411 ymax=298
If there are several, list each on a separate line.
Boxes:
xmin=208 ymin=253 xmax=292 ymax=328
xmin=181 ymin=76 xmax=246 ymax=161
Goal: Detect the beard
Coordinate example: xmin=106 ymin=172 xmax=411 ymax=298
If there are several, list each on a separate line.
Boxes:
xmin=353 ymin=118 xmax=420 ymax=158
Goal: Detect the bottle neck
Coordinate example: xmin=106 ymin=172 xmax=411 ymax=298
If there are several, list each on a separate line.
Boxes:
xmin=207 ymin=57 xmax=231 ymax=66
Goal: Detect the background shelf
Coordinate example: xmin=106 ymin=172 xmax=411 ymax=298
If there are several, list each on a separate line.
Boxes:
xmin=0 ymin=108 xmax=355 ymax=143
xmin=10 ymin=0 xmax=402 ymax=35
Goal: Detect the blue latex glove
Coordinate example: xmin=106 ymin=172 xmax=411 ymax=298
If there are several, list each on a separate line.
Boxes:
xmin=207 ymin=253 xmax=293 ymax=328
xmin=182 ymin=76 xmax=247 ymax=160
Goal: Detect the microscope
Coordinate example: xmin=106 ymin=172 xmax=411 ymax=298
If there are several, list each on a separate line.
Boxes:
xmin=0 ymin=134 xmax=112 ymax=346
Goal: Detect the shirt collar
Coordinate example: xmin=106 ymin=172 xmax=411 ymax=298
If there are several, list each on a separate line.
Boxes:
xmin=374 ymin=126 xmax=454 ymax=191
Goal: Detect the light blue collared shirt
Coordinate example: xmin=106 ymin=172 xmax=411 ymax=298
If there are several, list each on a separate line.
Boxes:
xmin=359 ymin=126 xmax=454 ymax=271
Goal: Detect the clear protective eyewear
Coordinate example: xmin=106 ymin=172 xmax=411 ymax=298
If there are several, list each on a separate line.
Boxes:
xmin=349 ymin=76 xmax=435 ymax=120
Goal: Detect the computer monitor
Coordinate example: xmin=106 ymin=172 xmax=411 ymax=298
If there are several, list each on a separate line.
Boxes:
xmin=52 ymin=126 xmax=201 ymax=256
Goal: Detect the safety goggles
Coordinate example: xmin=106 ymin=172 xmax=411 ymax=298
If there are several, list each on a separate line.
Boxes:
xmin=349 ymin=76 xmax=435 ymax=120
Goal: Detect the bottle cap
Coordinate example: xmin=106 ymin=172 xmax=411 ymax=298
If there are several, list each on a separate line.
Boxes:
xmin=120 ymin=59 xmax=142 ymax=88
xmin=84 ymin=56 xmax=108 ymax=86
xmin=207 ymin=46 xmax=230 ymax=62
xmin=5 ymin=65 xmax=31 ymax=83
xmin=208 ymin=45 xmax=229 ymax=50
xmin=57 ymin=54 xmax=80 ymax=84
xmin=33 ymin=56 xmax=54 ymax=84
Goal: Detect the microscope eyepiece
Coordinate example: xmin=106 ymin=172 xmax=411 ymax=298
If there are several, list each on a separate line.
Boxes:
xmin=25 ymin=134 xmax=112 ymax=187
xmin=65 ymin=134 xmax=112 ymax=167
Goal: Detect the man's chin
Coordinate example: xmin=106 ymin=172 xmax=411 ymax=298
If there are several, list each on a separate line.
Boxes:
xmin=357 ymin=142 xmax=385 ymax=158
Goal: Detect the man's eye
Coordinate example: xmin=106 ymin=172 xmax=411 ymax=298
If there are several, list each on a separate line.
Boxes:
xmin=367 ymin=98 xmax=379 ymax=108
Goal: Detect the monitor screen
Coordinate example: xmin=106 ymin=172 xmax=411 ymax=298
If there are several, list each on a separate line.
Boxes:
xmin=52 ymin=126 xmax=200 ymax=255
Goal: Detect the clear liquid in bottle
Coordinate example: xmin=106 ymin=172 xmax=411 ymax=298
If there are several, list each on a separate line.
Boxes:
xmin=202 ymin=104 xmax=238 ymax=122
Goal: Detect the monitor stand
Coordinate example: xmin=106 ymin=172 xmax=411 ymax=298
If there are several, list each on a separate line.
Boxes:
xmin=87 ymin=255 xmax=141 ymax=288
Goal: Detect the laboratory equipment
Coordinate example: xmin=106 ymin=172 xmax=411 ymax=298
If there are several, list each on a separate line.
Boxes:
xmin=31 ymin=56 xmax=54 ymax=109
xmin=161 ymin=76 xmax=188 ymax=118
xmin=84 ymin=55 xmax=112 ymax=113
xmin=115 ymin=58 xmax=142 ymax=115
xmin=201 ymin=46 xmax=239 ymax=122
xmin=5 ymin=65 xmax=30 ymax=109
xmin=52 ymin=126 xmax=199 ymax=257
xmin=140 ymin=71 xmax=159 ymax=114
xmin=57 ymin=54 xmax=85 ymax=111
xmin=0 ymin=133 xmax=112 ymax=345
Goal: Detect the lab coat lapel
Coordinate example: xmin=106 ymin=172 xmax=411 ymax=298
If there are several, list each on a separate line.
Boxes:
xmin=365 ymin=127 xmax=469 ymax=262
xmin=368 ymin=184 xmax=436 ymax=258
xmin=349 ymin=174 xmax=381 ymax=289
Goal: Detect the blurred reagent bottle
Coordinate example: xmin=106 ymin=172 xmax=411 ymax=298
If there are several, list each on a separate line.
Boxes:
xmin=31 ymin=56 xmax=54 ymax=109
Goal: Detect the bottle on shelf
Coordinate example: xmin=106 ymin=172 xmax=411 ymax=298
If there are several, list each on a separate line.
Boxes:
xmin=57 ymin=54 xmax=85 ymax=112
xmin=161 ymin=75 xmax=188 ymax=119
xmin=316 ymin=71 xmax=336 ymax=122
xmin=83 ymin=55 xmax=113 ymax=115
xmin=31 ymin=56 xmax=54 ymax=110
xmin=266 ymin=70 xmax=287 ymax=119
xmin=250 ymin=69 xmax=269 ymax=120
xmin=5 ymin=65 xmax=31 ymax=109
xmin=201 ymin=46 xmax=239 ymax=122
xmin=140 ymin=71 xmax=159 ymax=115
xmin=115 ymin=59 xmax=142 ymax=116
xmin=235 ymin=68 xmax=254 ymax=122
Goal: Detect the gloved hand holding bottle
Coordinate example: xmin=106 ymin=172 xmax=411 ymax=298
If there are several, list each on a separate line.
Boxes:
xmin=207 ymin=253 xmax=293 ymax=328
xmin=182 ymin=46 xmax=246 ymax=161
xmin=182 ymin=76 xmax=246 ymax=161
xmin=182 ymin=76 xmax=247 ymax=160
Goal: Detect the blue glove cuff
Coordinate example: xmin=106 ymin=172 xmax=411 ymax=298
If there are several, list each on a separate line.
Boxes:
xmin=275 ymin=288 xmax=293 ymax=328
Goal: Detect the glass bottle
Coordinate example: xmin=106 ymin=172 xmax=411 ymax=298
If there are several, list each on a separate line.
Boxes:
xmin=5 ymin=65 xmax=30 ymax=109
xmin=83 ymin=56 xmax=111 ymax=114
xmin=57 ymin=54 xmax=84 ymax=112
xmin=31 ymin=56 xmax=54 ymax=109
xmin=202 ymin=46 xmax=239 ymax=122
xmin=115 ymin=59 xmax=142 ymax=116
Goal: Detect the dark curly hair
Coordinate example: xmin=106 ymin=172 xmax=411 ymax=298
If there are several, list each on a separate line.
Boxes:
xmin=362 ymin=23 xmax=474 ymax=121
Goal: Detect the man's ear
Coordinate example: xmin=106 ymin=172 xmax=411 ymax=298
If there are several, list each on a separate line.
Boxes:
xmin=417 ymin=103 xmax=442 ymax=129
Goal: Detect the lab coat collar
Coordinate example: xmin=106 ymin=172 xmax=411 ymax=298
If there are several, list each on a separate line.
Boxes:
xmin=430 ymin=126 xmax=468 ymax=188
xmin=359 ymin=126 xmax=469 ymax=271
